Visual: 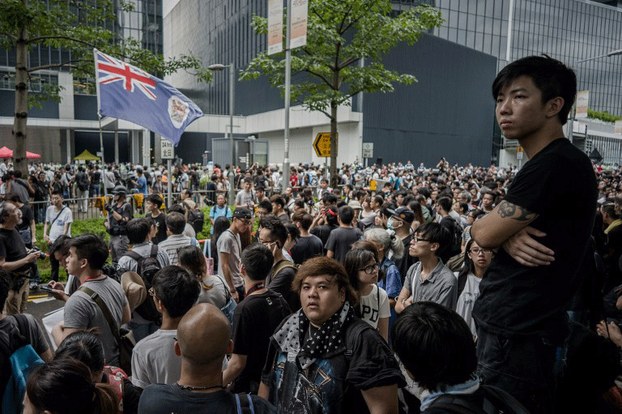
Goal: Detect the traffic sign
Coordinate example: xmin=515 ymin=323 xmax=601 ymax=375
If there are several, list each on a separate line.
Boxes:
xmin=313 ymin=132 xmax=336 ymax=157
xmin=161 ymin=139 xmax=175 ymax=159
xmin=362 ymin=142 xmax=374 ymax=158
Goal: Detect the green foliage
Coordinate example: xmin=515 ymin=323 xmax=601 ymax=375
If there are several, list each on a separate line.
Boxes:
xmin=34 ymin=218 xmax=110 ymax=282
xmin=241 ymin=0 xmax=443 ymax=117
xmin=588 ymin=109 xmax=622 ymax=123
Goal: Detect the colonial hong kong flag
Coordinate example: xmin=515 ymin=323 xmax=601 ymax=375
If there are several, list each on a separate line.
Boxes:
xmin=94 ymin=49 xmax=203 ymax=145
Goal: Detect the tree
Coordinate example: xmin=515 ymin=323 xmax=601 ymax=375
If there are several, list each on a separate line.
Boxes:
xmin=242 ymin=0 xmax=442 ymax=188
xmin=0 ymin=0 xmax=211 ymax=174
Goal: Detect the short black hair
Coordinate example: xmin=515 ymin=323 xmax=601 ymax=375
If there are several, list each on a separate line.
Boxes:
xmin=392 ymin=302 xmax=477 ymax=391
xmin=152 ymin=265 xmax=200 ymax=318
xmin=145 ymin=194 xmax=163 ymax=208
xmin=258 ymin=199 xmax=272 ymax=213
xmin=338 ymin=205 xmax=354 ymax=225
xmin=69 ymin=234 xmax=109 ymax=270
xmin=437 ymin=196 xmax=453 ymax=213
xmin=165 ymin=212 xmax=186 ymax=235
xmin=415 ymin=222 xmax=450 ymax=253
xmin=259 ymin=216 xmax=288 ymax=248
xmin=50 ymin=235 xmax=71 ymax=257
xmin=492 ymin=55 xmax=576 ymax=125
xmin=126 ymin=218 xmax=152 ymax=244
xmin=241 ymin=243 xmax=274 ymax=281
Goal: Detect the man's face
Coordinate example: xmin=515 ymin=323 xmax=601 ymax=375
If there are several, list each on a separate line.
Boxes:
xmin=257 ymin=208 xmax=269 ymax=218
xmin=51 ymin=194 xmax=63 ymax=207
xmin=258 ymin=228 xmax=279 ymax=256
xmin=234 ymin=217 xmax=251 ymax=233
xmin=482 ymin=194 xmax=494 ymax=208
xmin=54 ymin=250 xmax=68 ymax=270
xmin=66 ymin=246 xmax=84 ymax=276
xmin=409 ymin=233 xmax=436 ymax=258
xmin=1 ymin=203 xmax=21 ymax=227
xmin=256 ymin=189 xmax=264 ymax=199
xmin=244 ymin=181 xmax=252 ymax=191
xmin=271 ymin=202 xmax=281 ymax=213
xmin=495 ymin=75 xmax=551 ymax=141
xmin=300 ymin=275 xmax=345 ymax=327
xmin=217 ymin=195 xmax=225 ymax=206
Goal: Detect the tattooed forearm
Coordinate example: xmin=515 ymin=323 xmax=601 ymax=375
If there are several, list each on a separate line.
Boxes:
xmin=496 ymin=201 xmax=536 ymax=221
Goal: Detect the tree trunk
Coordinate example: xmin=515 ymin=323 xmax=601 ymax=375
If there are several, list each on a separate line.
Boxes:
xmin=329 ymin=102 xmax=339 ymax=189
xmin=14 ymin=0 xmax=29 ymax=175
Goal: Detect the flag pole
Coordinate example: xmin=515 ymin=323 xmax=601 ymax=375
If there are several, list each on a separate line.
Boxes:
xmin=94 ymin=48 xmax=108 ymax=198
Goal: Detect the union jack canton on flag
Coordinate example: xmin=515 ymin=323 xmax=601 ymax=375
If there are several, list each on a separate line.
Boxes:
xmin=94 ymin=49 xmax=203 ymax=145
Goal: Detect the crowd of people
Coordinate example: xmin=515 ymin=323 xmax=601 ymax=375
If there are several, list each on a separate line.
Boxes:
xmin=1 ymin=56 xmax=622 ymax=413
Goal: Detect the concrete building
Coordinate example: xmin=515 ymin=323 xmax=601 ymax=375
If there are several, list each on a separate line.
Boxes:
xmin=1 ymin=0 xmax=621 ymax=168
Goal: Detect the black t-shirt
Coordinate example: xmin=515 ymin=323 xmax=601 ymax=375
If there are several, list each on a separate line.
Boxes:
xmin=262 ymin=316 xmax=405 ymax=414
xmin=138 ymin=386 xmax=276 ymax=414
xmin=310 ymin=224 xmax=336 ymax=252
xmin=16 ymin=204 xmax=34 ymax=232
xmin=290 ymin=234 xmax=324 ymax=265
xmin=149 ymin=212 xmax=167 ymax=245
xmin=266 ymin=263 xmax=300 ymax=311
xmin=473 ymin=138 xmax=597 ymax=339
xmin=231 ymin=290 xmax=290 ymax=393
xmin=325 ymin=227 xmax=362 ymax=264
xmin=0 ymin=229 xmax=29 ymax=272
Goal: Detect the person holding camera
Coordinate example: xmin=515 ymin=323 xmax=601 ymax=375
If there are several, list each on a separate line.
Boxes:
xmin=43 ymin=190 xmax=72 ymax=282
xmin=105 ymin=185 xmax=133 ymax=265
xmin=0 ymin=200 xmax=44 ymax=314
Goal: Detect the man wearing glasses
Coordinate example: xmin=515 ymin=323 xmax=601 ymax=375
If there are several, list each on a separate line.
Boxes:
xmin=218 ymin=208 xmax=252 ymax=302
xmin=394 ymin=222 xmax=458 ymax=314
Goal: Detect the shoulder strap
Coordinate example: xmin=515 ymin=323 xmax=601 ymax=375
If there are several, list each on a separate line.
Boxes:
xmin=457 ymin=272 xmax=468 ymax=297
xmin=124 ymin=250 xmax=143 ymax=264
xmin=12 ymin=314 xmax=31 ymax=344
xmin=429 ymin=395 xmax=485 ymax=414
xmin=234 ymin=392 xmax=255 ymax=414
xmin=480 ymin=384 xmax=530 ymax=414
xmin=273 ymin=259 xmax=296 ymax=277
xmin=49 ymin=206 xmax=67 ymax=227
xmin=78 ymin=286 xmax=122 ymax=345
xmin=150 ymin=244 xmax=159 ymax=258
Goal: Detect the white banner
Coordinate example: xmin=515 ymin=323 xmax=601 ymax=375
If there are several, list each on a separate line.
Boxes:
xmin=268 ymin=0 xmax=283 ymax=55
xmin=290 ymin=0 xmax=308 ymax=49
xmin=575 ymin=90 xmax=589 ymax=119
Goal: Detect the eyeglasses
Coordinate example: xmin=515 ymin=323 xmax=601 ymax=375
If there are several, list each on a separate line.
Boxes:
xmin=469 ymin=248 xmax=492 ymax=255
xmin=359 ymin=263 xmax=379 ymax=275
xmin=259 ymin=238 xmax=277 ymax=246
xmin=236 ymin=218 xmax=251 ymax=225
xmin=414 ymin=234 xmax=430 ymax=243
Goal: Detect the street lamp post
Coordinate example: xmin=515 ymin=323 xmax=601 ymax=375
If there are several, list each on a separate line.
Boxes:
xmin=208 ymin=63 xmax=236 ymax=207
xmin=568 ymin=48 xmax=622 ymax=143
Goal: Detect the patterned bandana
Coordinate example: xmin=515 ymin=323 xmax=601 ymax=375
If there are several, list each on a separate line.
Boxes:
xmin=272 ymin=301 xmax=355 ymax=369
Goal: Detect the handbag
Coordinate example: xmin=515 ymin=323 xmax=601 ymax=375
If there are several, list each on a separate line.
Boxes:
xmin=78 ymin=285 xmax=135 ymax=375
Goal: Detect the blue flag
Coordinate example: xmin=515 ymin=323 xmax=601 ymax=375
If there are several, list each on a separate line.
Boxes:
xmin=94 ymin=49 xmax=203 ymax=145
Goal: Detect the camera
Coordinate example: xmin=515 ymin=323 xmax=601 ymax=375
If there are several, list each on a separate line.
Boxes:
xmin=29 ymin=248 xmax=46 ymax=260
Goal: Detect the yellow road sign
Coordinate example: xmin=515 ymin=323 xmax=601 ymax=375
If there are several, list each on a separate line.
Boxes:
xmin=313 ymin=132 xmax=337 ymax=157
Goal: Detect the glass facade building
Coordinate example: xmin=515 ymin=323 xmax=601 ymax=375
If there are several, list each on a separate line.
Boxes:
xmin=430 ymin=0 xmax=622 ymax=116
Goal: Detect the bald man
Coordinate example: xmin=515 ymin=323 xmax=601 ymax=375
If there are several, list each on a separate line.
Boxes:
xmin=137 ymin=303 xmax=276 ymax=413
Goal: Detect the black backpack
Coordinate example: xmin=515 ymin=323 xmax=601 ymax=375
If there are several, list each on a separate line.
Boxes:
xmin=124 ymin=245 xmax=162 ymax=322
xmin=77 ymin=173 xmax=89 ymax=191
xmin=428 ymin=384 xmax=529 ymax=414
xmin=188 ymin=210 xmax=205 ymax=234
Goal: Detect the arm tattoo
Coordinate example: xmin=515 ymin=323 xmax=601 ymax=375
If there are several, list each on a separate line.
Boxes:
xmin=496 ymin=200 xmax=535 ymax=221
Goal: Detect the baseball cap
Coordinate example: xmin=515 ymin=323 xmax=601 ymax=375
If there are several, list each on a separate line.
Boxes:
xmin=233 ymin=208 xmax=252 ymax=220
xmin=388 ymin=207 xmax=415 ymax=224
xmin=348 ymin=200 xmax=362 ymax=210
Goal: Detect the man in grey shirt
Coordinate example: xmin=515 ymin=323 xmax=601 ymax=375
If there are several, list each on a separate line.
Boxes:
xmin=218 ymin=208 xmax=252 ymax=302
xmin=394 ymin=222 xmax=458 ymax=313
xmin=52 ymin=234 xmax=130 ymax=366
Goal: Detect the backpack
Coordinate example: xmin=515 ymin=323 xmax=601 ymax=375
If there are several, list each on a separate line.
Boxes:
xmin=188 ymin=209 xmax=205 ymax=235
xmin=1 ymin=314 xmax=45 ymax=414
xmin=427 ymin=384 xmax=529 ymax=414
xmin=124 ymin=245 xmax=163 ymax=322
xmin=77 ymin=173 xmax=89 ymax=191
